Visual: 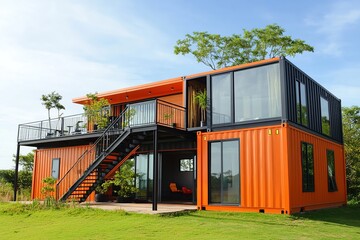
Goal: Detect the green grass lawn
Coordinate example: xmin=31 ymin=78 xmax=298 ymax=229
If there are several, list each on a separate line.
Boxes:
xmin=0 ymin=202 xmax=359 ymax=239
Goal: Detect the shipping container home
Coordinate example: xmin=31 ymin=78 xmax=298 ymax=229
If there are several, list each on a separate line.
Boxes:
xmin=15 ymin=57 xmax=346 ymax=214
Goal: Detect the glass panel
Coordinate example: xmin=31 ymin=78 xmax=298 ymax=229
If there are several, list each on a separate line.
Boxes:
xmin=307 ymin=144 xmax=314 ymax=191
xmin=300 ymin=83 xmax=308 ymax=126
xmin=211 ymin=73 xmax=231 ymax=124
xmin=234 ymin=63 xmax=281 ymax=122
xmin=128 ymin=101 xmax=155 ymax=127
xmin=320 ymin=97 xmax=330 ymax=136
xmin=135 ymin=154 xmax=148 ymax=199
xmin=210 ymin=142 xmax=222 ymax=203
xmin=327 ymin=150 xmax=337 ymax=192
xmin=222 ymin=141 xmax=240 ymax=204
xmin=296 ymin=81 xmax=301 ymax=123
xmin=51 ymin=158 xmax=60 ymax=179
xmin=301 ymin=143 xmax=307 ymax=191
xmin=148 ymin=154 xmax=154 ymax=200
xmin=301 ymin=142 xmax=314 ymax=192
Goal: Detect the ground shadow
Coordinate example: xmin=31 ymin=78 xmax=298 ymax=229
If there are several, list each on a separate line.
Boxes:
xmin=290 ymin=204 xmax=360 ymax=228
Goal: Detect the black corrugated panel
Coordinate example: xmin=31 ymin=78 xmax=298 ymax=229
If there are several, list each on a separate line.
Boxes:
xmin=139 ymin=140 xmax=196 ymax=152
xmin=282 ymin=58 xmax=343 ymax=143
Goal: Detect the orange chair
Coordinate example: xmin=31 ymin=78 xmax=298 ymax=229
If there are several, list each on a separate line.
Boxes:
xmin=169 ymin=182 xmax=182 ymax=193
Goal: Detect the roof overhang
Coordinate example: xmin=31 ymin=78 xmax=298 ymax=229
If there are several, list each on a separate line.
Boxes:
xmin=73 ymin=77 xmax=184 ymax=105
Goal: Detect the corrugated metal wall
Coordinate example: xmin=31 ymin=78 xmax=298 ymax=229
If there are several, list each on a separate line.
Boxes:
xmin=32 ymin=145 xmax=95 ymax=201
xmin=197 ymin=125 xmax=290 ymax=213
xmin=283 ymin=59 xmax=343 ymax=143
xmin=286 ymin=125 xmax=347 ymax=212
xmin=197 ymin=123 xmax=346 ymax=214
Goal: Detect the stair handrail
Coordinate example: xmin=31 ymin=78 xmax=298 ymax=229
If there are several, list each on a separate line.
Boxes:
xmin=56 ymin=106 xmax=129 ymax=200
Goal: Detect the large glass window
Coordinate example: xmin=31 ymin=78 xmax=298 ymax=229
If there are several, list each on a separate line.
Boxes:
xmin=301 ymin=142 xmax=314 ymax=192
xmin=234 ymin=63 xmax=281 ymax=122
xmin=209 ymin=140 xmax=240 ymax=205
xmin=296 ymin=80 xmax=308 ymax=126
xmin=211 ymin=73 xmax=231 ymax=124
xmin=327 ymin=150 xmax=337 ymax=192
xmin=320 ymin=97 xmax=330 ymax=136
xmin=135 ymin=154 xmax=153 ymax=200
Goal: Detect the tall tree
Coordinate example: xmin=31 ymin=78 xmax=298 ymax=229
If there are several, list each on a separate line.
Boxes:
xmin=174 ymin=24 xmax=314 ymax=70
xmin=13 ymin=152 xmax=34 ymax=172
xmin=342 ymin=106 xmax=360 ymax=203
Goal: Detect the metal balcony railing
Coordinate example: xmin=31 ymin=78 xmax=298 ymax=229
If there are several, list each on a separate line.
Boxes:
xmin=17 ymin=99 xmax=186 ymax=142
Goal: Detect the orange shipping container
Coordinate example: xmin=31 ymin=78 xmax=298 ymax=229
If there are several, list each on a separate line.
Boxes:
xmin=196 ymin=124 xmax=346 ymax=214
xmin=32 ymin=145 xmax=95 ymax=202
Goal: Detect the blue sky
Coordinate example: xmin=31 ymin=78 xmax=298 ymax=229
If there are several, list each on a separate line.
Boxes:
xmin=0 ymin=0 xmax=359 ymax=169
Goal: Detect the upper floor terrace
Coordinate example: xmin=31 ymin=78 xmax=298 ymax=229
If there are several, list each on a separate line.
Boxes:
xmin=18 ymin=99 xmax=185 ymax=146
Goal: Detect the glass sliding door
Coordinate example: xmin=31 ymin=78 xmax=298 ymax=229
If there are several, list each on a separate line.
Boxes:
xmin=209 ymin=142 xmax=222 ymax=203
xmin=135 ymin=154 xmax=154 ymax=201
xmin=209 ymin=140 xmax=240 ymax=205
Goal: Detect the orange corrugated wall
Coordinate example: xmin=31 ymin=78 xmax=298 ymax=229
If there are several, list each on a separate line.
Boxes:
xmin=32 ymin=145 xmax=95 ymax=202
xmin=197 ymin=124 xmax=289 ymax=214
xmin=286 ymin=125 xmax=347 ymax=213
xmin=197 ymin=123 xmax=346 ymax=214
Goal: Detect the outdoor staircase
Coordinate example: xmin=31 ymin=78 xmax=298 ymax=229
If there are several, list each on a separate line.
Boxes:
xmin=56 ymin=107 xmax=147 ymax=203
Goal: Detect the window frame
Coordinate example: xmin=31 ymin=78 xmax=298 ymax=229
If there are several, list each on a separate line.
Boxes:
xmin=208 ymin=139 xmax=240 ymax=205
xmin=301 ymin=142 xmax=315 ymax=192
xmin=295 ymin=80 xmax=308 ymax=126
xmin=210 ymin=63 xmax=281 ymax=127
xmin=320 ymin=96 xmax=331 ymax=136
xmin=51 ymin=158 xmax=60 ymax=180
xmin=326 ymin=149 xmax=338 ymax=192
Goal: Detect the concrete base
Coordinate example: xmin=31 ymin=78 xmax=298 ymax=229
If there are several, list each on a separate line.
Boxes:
xmin=81 ymin=202 xmax=197 ymax=214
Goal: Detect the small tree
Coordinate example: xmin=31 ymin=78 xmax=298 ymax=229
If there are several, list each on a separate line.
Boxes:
xmin=194 ymin=90 xmax=207 ymax=126
xmin=111 ymin=160 xmax=138 ymax=199
xmin=83 ymin=93 xmax=110 ymax=130
xmin=174 ymin=24 xmax=314 ymax=70
xmin=41 ymin=92 xmax=65 ymax=133
xmin=41 ymin=177 xmax=56 ymax=206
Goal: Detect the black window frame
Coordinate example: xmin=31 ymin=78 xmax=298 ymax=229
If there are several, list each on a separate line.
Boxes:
xmin=208 ymin=139 xmax=240 ymax=205
xmin=295 ymin=80 xmax=308 ymax=126
xmin=301 ymin=142 xmax=314 ymax=192
xmin=320 ymin=96 xmax=331 ymax=136
xmin=326 ymin=149 xmax=338 ymax=192
xmin=209 ymin=63 xmax=282 ymax=128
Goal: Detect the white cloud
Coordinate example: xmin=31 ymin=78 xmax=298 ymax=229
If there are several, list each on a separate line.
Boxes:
xmin=0 ymin=0 xmax=184 ymax=169
xmin=305 ymin=1 xmax=360 ymax=56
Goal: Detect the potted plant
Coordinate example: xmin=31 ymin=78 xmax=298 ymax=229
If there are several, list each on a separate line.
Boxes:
xmin=41 ymin=92 xmax=65 ymax=136
xmin=194 ymin=89 xmax=207 ymax=127
xmin=163 ymin=112 xmax=176 ymax=128
xmin=111 ymin=160 xmax=138 ymax=203
xmin=83 ymin=93 xmax=110 ymax=131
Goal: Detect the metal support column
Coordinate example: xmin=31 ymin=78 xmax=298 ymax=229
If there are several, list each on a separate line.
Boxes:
xmin=14 ymin=143 xmax=20 ymax=201
xmin=152 ymin=129 xmax=158 ymax=211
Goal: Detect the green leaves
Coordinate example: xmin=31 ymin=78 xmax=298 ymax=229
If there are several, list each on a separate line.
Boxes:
xmin=83 ymin=92 xmax=110 ymax=129
xmin=174 ymin=24 xmax=314 ymax=69
xmin=343 ymin=106 xmax=360 ymax=203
